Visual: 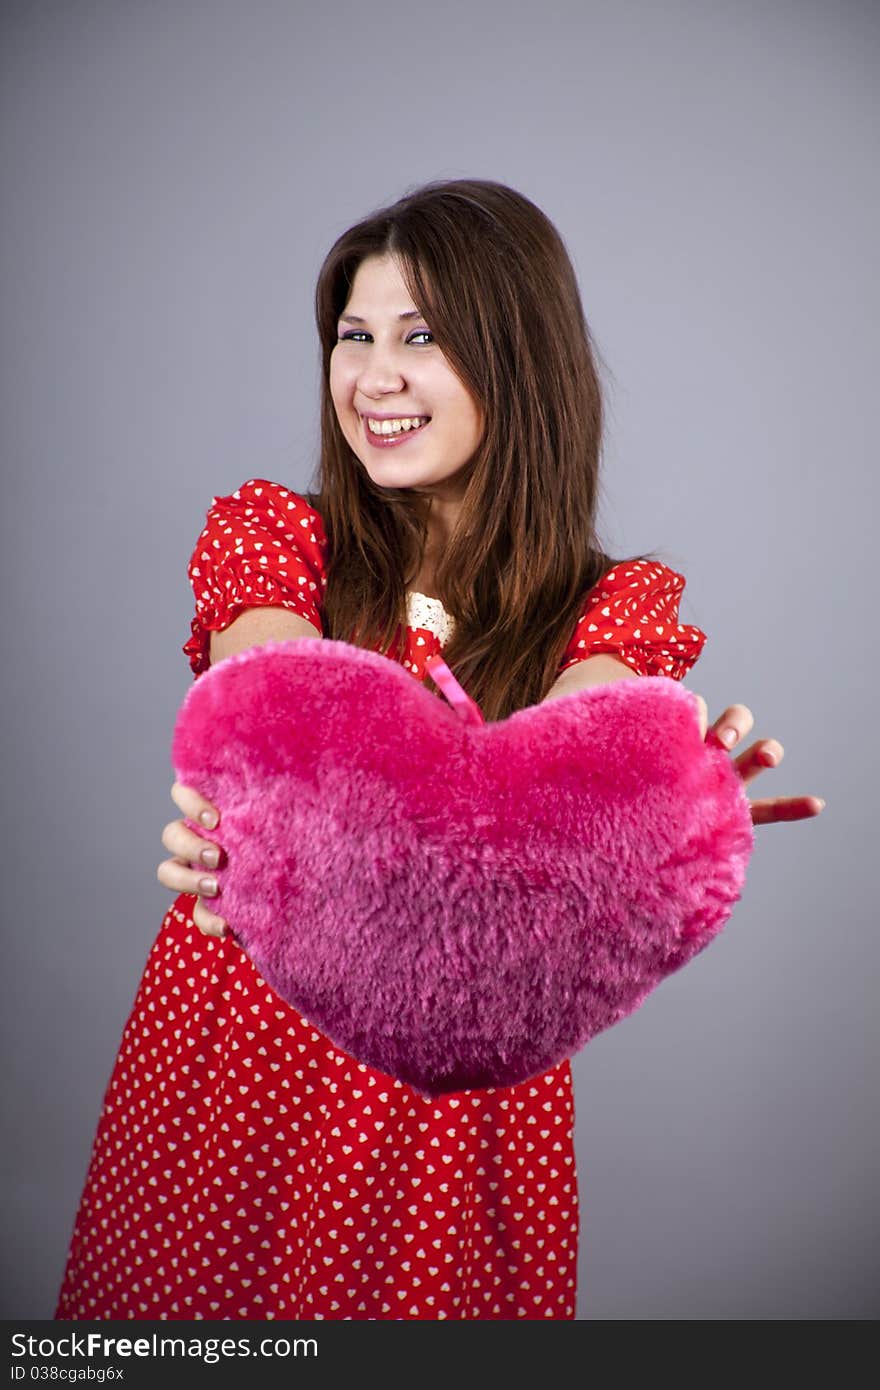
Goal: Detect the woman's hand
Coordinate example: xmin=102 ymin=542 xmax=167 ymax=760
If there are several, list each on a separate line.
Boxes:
xmin=157 ymin=781 xmax=228 ymax=938
xmin=693 ymin=696 xmax=825 ymax=826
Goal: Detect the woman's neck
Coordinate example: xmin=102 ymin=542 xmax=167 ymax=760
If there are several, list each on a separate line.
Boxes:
xmin=408 ymin=489 xmax=466 ymax=597
xmin=408 ymin=554 xmax=441 ymax=598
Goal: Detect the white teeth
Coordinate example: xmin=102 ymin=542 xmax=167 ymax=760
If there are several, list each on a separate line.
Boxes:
xmin=366 ymin=416 xmax=430 ymax=435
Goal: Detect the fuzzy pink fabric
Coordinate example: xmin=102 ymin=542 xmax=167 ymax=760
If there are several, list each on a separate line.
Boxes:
xmin=172 ymin=639 xmax=754 ymax=1098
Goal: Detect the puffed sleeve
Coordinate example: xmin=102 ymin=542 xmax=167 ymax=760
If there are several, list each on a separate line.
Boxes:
xmin=558 ymin=559 xmax=707 ymax=682
xmin=183 ymin=478 xmax=329 ymax=677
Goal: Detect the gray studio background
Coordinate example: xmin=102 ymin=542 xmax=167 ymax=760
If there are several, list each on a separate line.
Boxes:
xmin=1 ymin=0 xmax=876 ymax=1320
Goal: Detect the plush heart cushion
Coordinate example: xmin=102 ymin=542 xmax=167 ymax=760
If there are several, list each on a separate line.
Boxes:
xmin=172 ymin=638 xmax=754 ymax=1098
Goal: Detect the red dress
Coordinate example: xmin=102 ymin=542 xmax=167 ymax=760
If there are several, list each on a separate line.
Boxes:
xmin=56 ymin=479 xmax=706 ymax=1321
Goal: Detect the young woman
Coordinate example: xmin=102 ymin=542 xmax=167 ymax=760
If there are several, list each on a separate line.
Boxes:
xmin=56 ymin=179 xmax=823 ymax=1321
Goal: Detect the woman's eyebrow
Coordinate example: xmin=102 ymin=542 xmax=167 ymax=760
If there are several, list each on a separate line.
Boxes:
xmin=338 ymin=310 xmax=424 ymax=325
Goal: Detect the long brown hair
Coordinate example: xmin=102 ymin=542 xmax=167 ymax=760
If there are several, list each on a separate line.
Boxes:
xmin=306 ymin=178 xmax=652 ymax=722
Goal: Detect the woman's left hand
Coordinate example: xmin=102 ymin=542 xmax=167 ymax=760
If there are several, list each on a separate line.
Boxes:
xmin=695 ymin=698 xmax=825 ymax=826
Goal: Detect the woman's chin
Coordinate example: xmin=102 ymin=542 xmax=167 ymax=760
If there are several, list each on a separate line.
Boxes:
xmin=360 ymin=457 xmax=429 ymax=488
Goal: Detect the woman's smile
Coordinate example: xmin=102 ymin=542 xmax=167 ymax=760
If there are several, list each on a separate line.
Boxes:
xmin=361 ymin=413 xmax=432 ymax=448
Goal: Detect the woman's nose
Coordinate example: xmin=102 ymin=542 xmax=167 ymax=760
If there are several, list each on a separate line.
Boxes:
xmin=356 ymin=346 xmax=406 ymax=396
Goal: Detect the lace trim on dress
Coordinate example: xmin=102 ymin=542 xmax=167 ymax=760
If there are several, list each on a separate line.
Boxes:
xmin=406 ymin=590 xmax=456 ymax=646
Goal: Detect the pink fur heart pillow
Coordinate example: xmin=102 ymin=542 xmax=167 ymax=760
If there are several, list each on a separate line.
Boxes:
xmin=172 ymin=639 xmax=754 ymax=1098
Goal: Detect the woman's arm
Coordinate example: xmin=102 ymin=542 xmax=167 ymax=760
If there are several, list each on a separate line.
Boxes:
xmin=210 ymin=607 xmax=322 ymax=664
xmin=542 ymin=654 xmax=637 ymax=701
xmin=542 ymin=656 xmax=823 ymax=826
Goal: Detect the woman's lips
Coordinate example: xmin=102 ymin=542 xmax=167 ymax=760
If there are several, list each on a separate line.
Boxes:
xmin=362 ymin=417 xmax=431 ymax=449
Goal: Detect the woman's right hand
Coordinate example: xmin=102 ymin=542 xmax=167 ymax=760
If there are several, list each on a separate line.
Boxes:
xmin=157 ymin=781 xmax=228 ymax=938
xmin=697 ymin=697 xmax=825 ymax=825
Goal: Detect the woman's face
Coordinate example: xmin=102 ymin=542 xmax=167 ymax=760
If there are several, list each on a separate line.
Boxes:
xmin=329 ymin=253 xmax=484 ymax=505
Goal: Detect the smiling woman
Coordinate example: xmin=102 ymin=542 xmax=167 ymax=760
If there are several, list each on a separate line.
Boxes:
xmin=56 ymin=177 xmax=822 ymax=1325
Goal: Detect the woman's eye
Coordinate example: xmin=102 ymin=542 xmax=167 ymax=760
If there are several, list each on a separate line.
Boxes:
xmin=335 ymin=330 xmax=434 ymax=345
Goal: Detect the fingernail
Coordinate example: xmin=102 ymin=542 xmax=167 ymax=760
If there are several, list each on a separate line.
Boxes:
xmin=200 ymin=810 xmax=218 ymax=829
xmin=200 ymin=846 xmax=220 ymax=868
xmin=198 ymin=876 xmax=218 ymax=896
xmin=719 ymin=727 xmax=738 ymax=748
